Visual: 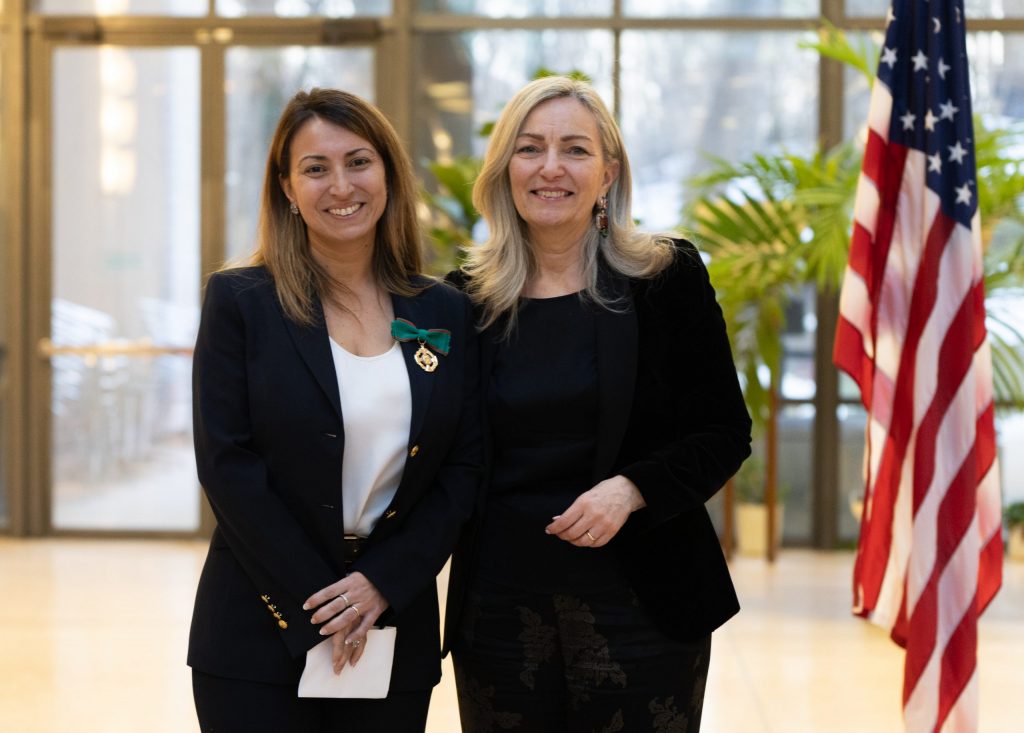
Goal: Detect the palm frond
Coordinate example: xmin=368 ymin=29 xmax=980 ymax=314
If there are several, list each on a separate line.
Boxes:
xmin=798 ymin=21 xmax=879 ymax=87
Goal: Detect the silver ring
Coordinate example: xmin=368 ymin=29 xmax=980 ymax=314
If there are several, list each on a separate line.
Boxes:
xmin=349 ymin=603 xmax=361 ymax=618
xmin=586 ymin=531 xmax=596 ymax=542
xmin=338 ymin=593 xmax=350 ymax=607
xmin=344 ymin=638 xmax=362 ymax=647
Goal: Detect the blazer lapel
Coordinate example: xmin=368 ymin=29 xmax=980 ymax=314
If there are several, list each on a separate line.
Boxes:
xmin=281 ymin=296 xmax=342 ymax=420
xmin=391 ymin=292 xmax=436 ymax=443
xmin=591 ymin=268 xmax=638 ymax=483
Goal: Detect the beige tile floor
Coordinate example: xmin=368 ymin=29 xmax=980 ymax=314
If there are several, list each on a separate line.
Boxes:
xmin=0 ymin=538 xmax=1020 ymax=732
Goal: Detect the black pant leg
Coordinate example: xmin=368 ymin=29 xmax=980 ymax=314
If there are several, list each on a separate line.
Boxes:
xmin=321 ymin=689 xmax=432 ymax=732
xmin=192 ymin=670 xmax=317 ymax=733
xmin=193 ymin=669 xmax=431 ymax=733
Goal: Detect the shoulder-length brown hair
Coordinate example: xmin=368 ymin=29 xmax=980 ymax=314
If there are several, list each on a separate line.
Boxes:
xmin=462 ymin=75 xmax=674 ymax=334
xmin=250 ymin=87 xmax=424 ymax=326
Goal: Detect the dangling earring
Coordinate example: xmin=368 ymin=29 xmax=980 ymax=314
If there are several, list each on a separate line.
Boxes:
xmin=289 ymin=202 xmax=299 ymax=215
xmin=595 ymin=196 xmax=609 ymax=238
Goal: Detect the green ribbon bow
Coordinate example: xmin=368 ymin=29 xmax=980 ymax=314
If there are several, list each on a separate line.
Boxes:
xmin=390 ymin=318 xmax=452 ymax=356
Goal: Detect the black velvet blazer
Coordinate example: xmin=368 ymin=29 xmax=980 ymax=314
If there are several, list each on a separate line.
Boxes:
xmin=444 ymin=239 xmax=751 ymax=650
xmin=187 ymin=266 xmax=481 ymax=691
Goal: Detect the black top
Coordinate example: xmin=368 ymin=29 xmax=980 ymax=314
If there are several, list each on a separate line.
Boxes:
xmin=489 ymin=292 xmax=598 ymax=516
xmin=477 ymin=293 xmax=620 ymax=592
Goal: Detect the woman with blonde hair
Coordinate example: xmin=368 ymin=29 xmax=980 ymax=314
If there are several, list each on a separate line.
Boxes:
xmin=445 ymin=75 xmax=751 ymax=732
xmin=188 ymin=88 xmax=481 ymax=732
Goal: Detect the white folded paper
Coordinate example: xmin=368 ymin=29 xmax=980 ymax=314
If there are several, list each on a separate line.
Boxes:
xmin=297 ymin=627 xmax=396 ymax=699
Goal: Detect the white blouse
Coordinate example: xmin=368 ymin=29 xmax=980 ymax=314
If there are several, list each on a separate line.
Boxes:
xmin=329 ymin=339 xmax=412 ymax=537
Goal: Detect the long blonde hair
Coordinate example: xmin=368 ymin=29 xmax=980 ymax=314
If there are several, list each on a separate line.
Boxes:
xmin=250 ymin=88 xmax=423 ymax=326
xmin=462 ymin=75 xmax=674 ymax=334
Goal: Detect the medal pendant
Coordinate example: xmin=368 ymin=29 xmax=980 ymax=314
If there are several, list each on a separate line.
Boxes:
xmin=414 ymin=343 xmax=439 ymax=372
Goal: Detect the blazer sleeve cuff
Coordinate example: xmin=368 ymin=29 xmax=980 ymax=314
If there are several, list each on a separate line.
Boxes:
xmin=619 ymin=461 xmax=681 ymax=518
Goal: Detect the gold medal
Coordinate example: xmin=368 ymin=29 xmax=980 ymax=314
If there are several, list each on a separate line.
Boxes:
xmin=414 ymin=343 xmax=439 ymax=372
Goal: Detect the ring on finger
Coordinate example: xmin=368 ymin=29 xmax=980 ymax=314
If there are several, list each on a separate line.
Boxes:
xmin=586 ymin=531 xmax=596 ymax=542
xmin=338 ymin=592 xmax=350 ymax=607
xmin=349 ymin=603 xmax=361 ymax=618
xmin=343 ymin=637 xmax=362 ymax=647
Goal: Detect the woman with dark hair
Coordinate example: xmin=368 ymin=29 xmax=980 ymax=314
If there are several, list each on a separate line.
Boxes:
xmin=188 ymin=88 xmax=480 ymax=732
xmin=446 ymin=75 xmax=751 ymax=732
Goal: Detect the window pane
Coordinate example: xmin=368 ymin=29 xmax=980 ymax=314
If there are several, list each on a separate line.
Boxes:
xmin=837 ymin=403 xmax=866 ymax=545
xmin=840 ymin=31 xmax=876 ymax=140
xmin=735 ymin=405 xmax=816 ymax=548
xmin=35 ymin=0 xmax=205 ymax=14
xmin=217 ymin=0 xmax=390 ymax=17
xmin=782 ymin=286 xmax=817 ymax=400
xmin=779 ymin=403 xmax=815 ymax=544
xmin=620 ymin=31 xmax=818 ymax=232
xmin=999 ymin=413 xmax=1024 ymax=508
xmin=419 ymin=0 xmax=610 ymax=15
xmin=224 ymin=47 xmax=375 ymax=262
xmin=844 ymin=0 xmax=884 ymax=14
xmin=51 ymin=47 xmax=200 ymax=531
xmin=625 ymin=0 xmax=816 ymax=16
xmin=971 ymin=32 xmax=1024 ymax=120
xmin=839 ymin=372 xmax=862 ymax=402
xmin=847 ymin=0 xmax=1024 ymax=17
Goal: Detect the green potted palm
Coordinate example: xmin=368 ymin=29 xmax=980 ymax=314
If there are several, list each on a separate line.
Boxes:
xmin=733 ymin=455 xmax=788 ymax=557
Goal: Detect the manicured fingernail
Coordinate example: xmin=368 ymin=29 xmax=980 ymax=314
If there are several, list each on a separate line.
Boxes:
xmin=302 ymin=603 xmax=310 ymax=610
xmin=319 ymin=627 xmax=327 ymax=635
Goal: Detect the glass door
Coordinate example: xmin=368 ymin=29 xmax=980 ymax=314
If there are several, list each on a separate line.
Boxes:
xmin=45 ymin=45 xmax=202 ymax=531
xmin=34 ymin=24 xmax=378 ymax=534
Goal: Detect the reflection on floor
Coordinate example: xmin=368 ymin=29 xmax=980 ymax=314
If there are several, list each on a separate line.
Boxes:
xmin=1 ymin=539 xmax=1021 ymax=732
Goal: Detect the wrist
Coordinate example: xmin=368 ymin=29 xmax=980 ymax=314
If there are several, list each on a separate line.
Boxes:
xmin=617 ymin=475 xmax=646 ymax=512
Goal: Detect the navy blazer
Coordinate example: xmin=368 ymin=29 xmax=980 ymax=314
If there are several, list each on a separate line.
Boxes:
xmin=444 ymin=240 xmax=751 ymax=650
xmin=187 ymin=266 xmax=482 ymax=691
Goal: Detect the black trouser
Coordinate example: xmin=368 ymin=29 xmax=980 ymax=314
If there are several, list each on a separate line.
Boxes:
xmin=452 ymin=580 xmax=712 ymax=733
xmin=191 ymin=669 xmax=431 ymax=733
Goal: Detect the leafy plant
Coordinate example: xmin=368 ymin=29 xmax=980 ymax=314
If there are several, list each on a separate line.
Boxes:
xmin=1005 ymin=501 xmax=1024 ymax=529
xmin=976 ymin=121 xmax=1024 ymax=410
xmin=422 ymin=156 xmax=481 ymax=274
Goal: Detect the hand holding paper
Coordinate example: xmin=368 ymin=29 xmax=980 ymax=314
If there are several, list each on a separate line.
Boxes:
xmin=303 ymin=571 xmax=389 ymax=670
xmin=298 ymin=627 xmax=396 ymax=699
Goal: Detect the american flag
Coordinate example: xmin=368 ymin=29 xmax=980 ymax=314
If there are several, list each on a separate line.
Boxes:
xmin=833 ymin=2 xmax=1004 ymax=731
